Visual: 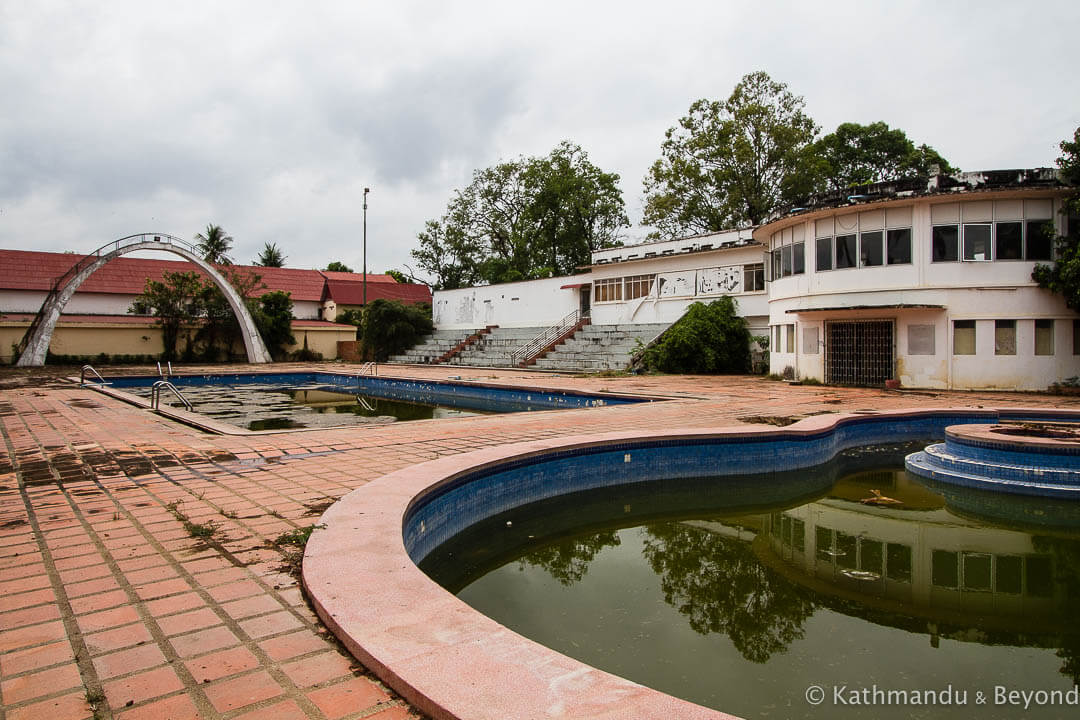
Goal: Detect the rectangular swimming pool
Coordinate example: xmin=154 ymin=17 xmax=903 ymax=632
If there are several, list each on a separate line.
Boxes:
xmin=97 ymin=371 xmax=652 ymax=431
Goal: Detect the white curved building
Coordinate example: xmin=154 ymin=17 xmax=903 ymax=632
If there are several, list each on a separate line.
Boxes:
xmin=756 ymin=169 xmax=1078 ymax=389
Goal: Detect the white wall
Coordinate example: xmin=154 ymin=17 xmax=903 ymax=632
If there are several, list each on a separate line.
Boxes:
xmin=432 ymin=276 xmax=581 ymax=330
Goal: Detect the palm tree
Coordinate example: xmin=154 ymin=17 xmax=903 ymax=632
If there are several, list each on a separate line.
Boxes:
xmin=254 ymin=242 xmax=287 ymax=267
xmin=194 ymin=224 xmax=233 ymax=265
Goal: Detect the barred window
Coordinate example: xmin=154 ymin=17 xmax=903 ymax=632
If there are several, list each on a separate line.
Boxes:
xmin=624 ymin=274 xmax=655 ymax=300
xmin=593 ymin=278 xmax=622 ymax=303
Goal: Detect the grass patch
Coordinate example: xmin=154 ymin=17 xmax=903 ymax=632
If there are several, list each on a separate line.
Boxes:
xmin=165 ymin=500 xmax=217 ymax=539
xmin=272 ymin=524 xmax=325 ymax=577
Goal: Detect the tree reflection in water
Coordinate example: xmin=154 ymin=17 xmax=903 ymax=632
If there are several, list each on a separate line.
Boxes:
xmin=517 ymin=530 xmax=621 ymax=586
xmin=641 ymin=522 xmax=816 ymax=663
xmin=1032 ymin=534 xmax=1080 ymax=684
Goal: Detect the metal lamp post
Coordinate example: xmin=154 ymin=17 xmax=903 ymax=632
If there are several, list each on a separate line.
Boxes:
xmin=362 ymin=187 xmax=369 ymax=310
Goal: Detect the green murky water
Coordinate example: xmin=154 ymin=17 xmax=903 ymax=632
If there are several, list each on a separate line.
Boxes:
xmin=422 ymin=448 xmax=1080 ymax=718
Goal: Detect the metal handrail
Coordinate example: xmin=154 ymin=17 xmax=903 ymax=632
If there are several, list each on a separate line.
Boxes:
xmin=356 ymin=362 xmax=378 ymax=378
xmin=80 ymin=365 xmax=108 ymax=387
xmin=356 ymin=395 xmax=376 ymax=412
xmin=151 ymin=380 xmax=192 ymax=411
xmin=157 ymin=361 xmax=175 ymax=378
xmin=509 ymin=309 xmax=584 ymax=366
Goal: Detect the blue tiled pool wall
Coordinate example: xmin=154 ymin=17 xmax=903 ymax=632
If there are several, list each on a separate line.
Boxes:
xmin=103 ymin=372 xmax=644 ymax=413
xmin=403 ymin=410 xmax=1050 ymax=563
xmin=945 ymin=434 xmax=1080 ymax=470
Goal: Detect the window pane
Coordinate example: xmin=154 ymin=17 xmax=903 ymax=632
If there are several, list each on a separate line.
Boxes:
xmin=963 ymin=223 xmax=992 ymax=260
xmin=1035 ymin=319 xmax=1054 ymax=355
xmin=816 ymin=237 xmax=833 ymax=271
xmin=996 ymin=555 xmax=1022 ymax=594
xmin=995 ymin=222 xmax=1023 ymax=260
xmin=861 ymin=539 xmax=883 ymax=574
xmin=836 ymin=234 xmax=857 ymax=269
xmin=836 ymin=531 xmax=857 ymax=570
xmin=771 ymin=249 xmax=782 ymax=280
xmin=860 ymin=231 xmax=884 ymax=266
xmin=886 ymin=228 xmax=912 ymax=265
xmin=816 ymin=526 xmax=833 ymax=561
xmin=1075 ymin=320 xmax=1080 ymax=355
xmin=792 ymin=242 xmax=805 ymax=275
xmin=908 ymin=324 xmax=935 ymax=355
xmin=781 ymin=245 xmax=792 ymax=277
xmin=791 ymin=518 xmax=805 ymax=552
xmin=954 ymin=320 xmax=976 ymax=355
xmin=963 ymin=552 xmax=992 ymax=591
xmin=786 ymin=324 xmax=795 ymax=354
xmin=1026 ymin=220 xmax=1053 ymax=260
xmin=932 ymin=225 xmax=959 ymax=262
xmin=995 ymin=320 xmax=1016 ymax=355
xmin=1026 ymin=556 xmax=1053 ymax=597
xmin=932 ymin=550 xmax=959 ymax=588
xmin=887 ymin=543 xmax=912 ymax=582
xmin=743 ymin=263 xmax=764 ymax=292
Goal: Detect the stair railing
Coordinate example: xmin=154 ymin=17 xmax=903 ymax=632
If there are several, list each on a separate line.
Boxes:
xmin=509 ymin=309 xmax=584 ymax=367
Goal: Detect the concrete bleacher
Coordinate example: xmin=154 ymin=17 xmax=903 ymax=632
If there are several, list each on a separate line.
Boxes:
xmin=442 ymin=326 xmax=546 ymax=367
xmin=531 ymin=323 xmax=669 ymax=372
xmin=385 ymin=328 xmax=483 ymax=364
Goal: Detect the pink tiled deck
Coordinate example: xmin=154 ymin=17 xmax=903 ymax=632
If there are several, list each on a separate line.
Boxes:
xmin=2 ymin=362 xmax=1079 ymax=719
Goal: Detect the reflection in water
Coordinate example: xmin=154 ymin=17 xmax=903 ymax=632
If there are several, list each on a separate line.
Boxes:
xmin=641 ymin=523 xmax=815 ymax=663
xmin=431 ymin=446 xmax=1080 ymax=717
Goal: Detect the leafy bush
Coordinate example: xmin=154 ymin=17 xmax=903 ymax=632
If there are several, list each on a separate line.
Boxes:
xmin=361 ymin=300 xmax=434 ymax=361
xmin=251 ymin=290 xmax=295 ymax=360
xmin=640 ymin=297 xmax=751 ymax=374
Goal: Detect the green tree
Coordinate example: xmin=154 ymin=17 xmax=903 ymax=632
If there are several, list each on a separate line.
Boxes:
xmin=1033 ymin=127 xmax=1080 ymax=309
xmin=324 ymin=261 xmax=354 ymax=273
xmin=642 ymin=71 xmax=819 ymax=238
xmin=412 ymin=141 xmax=628 ymax=289
xmin=254 ymin=242 xmax=287 ymax=267
xmin=193 ymin=268 xmax=266 ymax=361
xmin=384 ymin=269 xmax=407 ymax=283
xmin=360 ymin=299 xmax=433 ymax=361
xmin=810 ymin=121 xmax=954 ymax=192
xmin=129 ymin=270 xmax=206 ymax=360
xmin=194 ymin=224 xmax=233 ymax=265
xmin=251 ymin=290 xmax=295 ymax=360
xmin=640 ymin=297 xmax=751 ymax=374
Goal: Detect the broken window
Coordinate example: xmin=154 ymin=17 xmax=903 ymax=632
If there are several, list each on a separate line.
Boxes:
xmin=836 ymin=234 xmax=857 ymax=269
xmin=860 ymin=231 xmax=884 ymax=267
xmin=886 ymin=228 xmax=912 ymax=265
xmin=995 ymin=221 xmax=1023 ymax=260
xmin=816 ymin=236 xmax=833 ymax=271
xmin=932 ymin=225 xmax=959 ymax=262
xmin=1026 ymin=220 xmax=1053 ymax=260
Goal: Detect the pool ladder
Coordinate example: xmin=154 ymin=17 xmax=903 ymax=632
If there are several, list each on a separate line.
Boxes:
xmin=156 ymin=361 xmax=174 ymax=378
xmin=357 ymin=362 xmax=377 ymax=377
xmin=80 ymin=365 xmax=109 ymax=387
xmin=151 ymin=380 xmax=192 ymax=411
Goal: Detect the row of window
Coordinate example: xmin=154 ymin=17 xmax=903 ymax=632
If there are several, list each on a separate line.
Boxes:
xmin=771 ymin=220 xmax=1054 ymax=279
xmin=592 ymin=264 xmax=765 ymax=303
xmin=953 ymin=318 xmax=1060 ymax=356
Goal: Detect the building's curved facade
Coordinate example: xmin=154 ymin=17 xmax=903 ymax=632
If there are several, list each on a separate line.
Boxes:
xmin=755 ymin=170 xmax=1077 ymax=390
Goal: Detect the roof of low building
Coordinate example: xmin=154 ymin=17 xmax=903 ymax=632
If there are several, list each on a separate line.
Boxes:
xmin=0 ymin=248 xmax=428 ymax=305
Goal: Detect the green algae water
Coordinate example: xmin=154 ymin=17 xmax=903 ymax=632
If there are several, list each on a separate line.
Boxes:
xmin=420 ymin=445 xmax=1080 ymax=719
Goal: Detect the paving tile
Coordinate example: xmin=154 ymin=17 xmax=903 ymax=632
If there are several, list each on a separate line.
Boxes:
xmin=92 ymin=642 xmax=168 ymax=679
xmin=103 ymin=665 xmax=185 ymax=708
xmin=6 ymin=690 xmax=91 ymax=720
xmin=0 ymin=620 xmax=68 ymax=653
xmin=237 ymin=610 xmax=304 ymax=639
xmin=219 ymin=594 xmax=284 ymax=620
xmin=133 ymin=578 xmax=192 ymax=601
xmin=279 ymin=651 xmax=354 ymax=688
xmin=306 ymin=676 xmax=391 ymax=719
xmin=230 ymin=698 xmax=309 ymax=720
xmin=65 ymin=575 xmax=121 ymax=598
xmin=201 ymin=670 xmax=284 ymax=713
xmin=124 ymin=565 xmax=179 ymax=585
xmin=156 ymin=607 xmax=222 ymax=637
xmin=366 ymin=706 xmax=414 ymax=720
xmin=0 ymin=662 xmax=83 ymax=703
xmin=76 ymin=605 xmax=141 ymax=634
xmin=183 ymin=646 xmax=261 ymax=683
xmin=258 ymin=630 xmax=332 ymax=662
xmin=205 ymin=579 xmax=263 ymax=603
xmin=0 ymin=639 xmax=74 ymax=676
xmin=84 ymin=623 xmax=155 ymax=655
xmin=115 ymin=693 xmax=202 ymax=720
xmin=69 ymin=588 xmax=129 ymax=614
xmin=0 ymin=602 xmax=61 ymax=628
xmin=169 ymin=626 xmax=241 ymax=658
xmin=144 ymin=592 xmax=205 ymax=618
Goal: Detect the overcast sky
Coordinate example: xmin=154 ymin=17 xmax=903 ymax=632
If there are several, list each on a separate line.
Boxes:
xmin=2 ymin=0 xmax=1077 ymax=282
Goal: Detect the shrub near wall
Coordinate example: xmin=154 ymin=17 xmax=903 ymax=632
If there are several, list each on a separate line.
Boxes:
xmin=640 ymin=297 xmax=751 ymax=374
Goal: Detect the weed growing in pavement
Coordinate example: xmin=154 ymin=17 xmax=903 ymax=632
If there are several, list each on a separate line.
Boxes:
xmin=272 ymin=524 xmax=325 ymax=576
xmin=165 ymin=499 xmax=217 ymax=539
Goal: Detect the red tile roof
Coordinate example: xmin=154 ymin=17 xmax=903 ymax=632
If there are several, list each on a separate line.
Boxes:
xmin=0 ymin=249 xmax=419 ymax=305
xmin=322 ymin=276 xmax=432 ymax=306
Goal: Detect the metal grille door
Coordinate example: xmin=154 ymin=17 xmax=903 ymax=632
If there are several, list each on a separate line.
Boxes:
xmin=825 ymin=320 xmax=894 ymax=386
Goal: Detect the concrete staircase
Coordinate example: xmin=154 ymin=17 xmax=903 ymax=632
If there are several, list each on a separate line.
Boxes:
xmin=386 ymin=328 xmax=485 ymax=364
xmin=532 ymin=323 xmax=670 ymax=372
xmin=443 ymin=326 xmax=548 ymax=367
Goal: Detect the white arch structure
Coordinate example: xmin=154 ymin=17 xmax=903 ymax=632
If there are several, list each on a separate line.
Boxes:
xmin=16 ymin=233 xmax=272 ymax=367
